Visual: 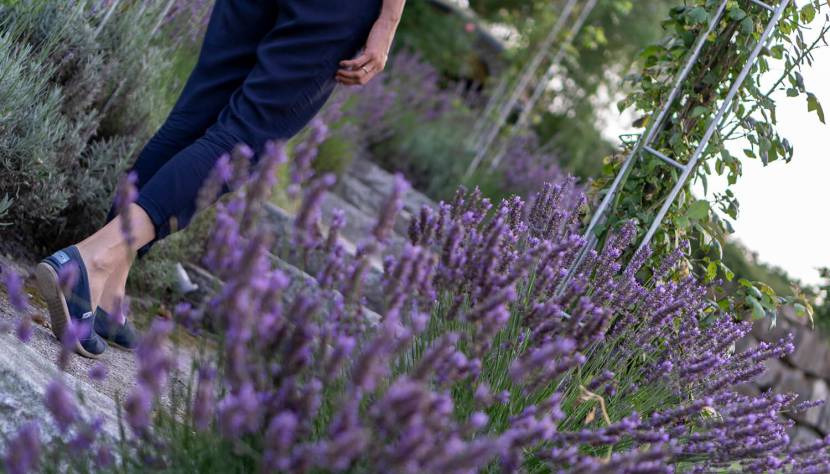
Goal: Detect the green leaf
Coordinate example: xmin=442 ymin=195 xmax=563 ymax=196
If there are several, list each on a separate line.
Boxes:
xmin=686 ymin=200 xmax=710 ymax=220
xmin=800 ymin=4 xmax=816 ymax=23
xmin=719 ymin=262 xmax=735 ymax=282
xmin=807 ymin=93 xmax=826 ymax=123
xmin=740 ymin=16 xmax=755 ymax=35
xmin=756 ymin=282 xmax=776 ymax=297
xmin=687 ymin=6 xmax=709 ymax=24
xmin=691 ymin=105 xmax=709 ymax=118
xmin=639 ymin=45 xmax=663 ymax=59
xmin=728 ymin=7 xmax=747 ymax=21
xmin=706 ymin=261 xmax=718 ymax=281
xmin=746 ymin=296 xmax=766 ymax=320
xmin=710 ymin=239 xmax=723 ymax=260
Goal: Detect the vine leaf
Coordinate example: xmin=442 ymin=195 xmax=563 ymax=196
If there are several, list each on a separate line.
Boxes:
xmin=807 ymin=93 xmax=826 ymax=123
xmin=686 ymin=200 xmax=710 ymax=220
xmin=740 ymin=17 xmax=755 ymax=35
xmin=746 ymin=296 xmax=766 ymax=320
xmin=687 ymin=7 xmax=709 ymax=24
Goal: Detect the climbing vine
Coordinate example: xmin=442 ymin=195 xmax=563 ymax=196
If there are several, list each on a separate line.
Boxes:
xmin=601 ymin=0 xmax=828 ymax=323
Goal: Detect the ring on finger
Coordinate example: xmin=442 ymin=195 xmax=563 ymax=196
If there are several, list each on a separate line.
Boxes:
xmin=361 ymin=66 xmax=371 ymax=74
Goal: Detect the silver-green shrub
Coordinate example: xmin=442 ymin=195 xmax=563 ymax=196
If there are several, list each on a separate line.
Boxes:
xmin=0 ymin=1 xmax=173 ymax=245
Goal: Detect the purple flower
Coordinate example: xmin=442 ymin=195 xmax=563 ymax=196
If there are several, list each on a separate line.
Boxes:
xmin=124 ymin=384 xmax=153 ymax=435
xmin=68 ymin=417 xmax=103 ymax=453
xmin=114 ymin=172 xmax=138 ymax=245
xmin=289 ymin=118 xmax=329 ymax=198
xmin=88 ymin=363 xmax=108 ymax=382
xmin=263 ymin=411 xmax=298 ymax=471
xmin=218 ymin=383 xmax=262 ymax=439
xmin=196 ymin=154 xmax=232 ymax=211
xmin=1 ymin=267 xmax=28 ymax=312
xmin=3 ymin=422 xmax=40 ymax=474
xmin=193 ymin=367 xmax=216 ymax=432
xmin=57 ymin=263 xmax=79 ymax=294
xmin=16 ymin=316 xmax=32 ymax=343
xmin=294 ymin=173 xmax=337 ymax=249
xmin=94 ymin=445 xmax=114 ymax=469
xmin=44 ymin=379 xmax=78 ymax=433
xmin=23 ymin=106 xmax=823 ymax=472
xmin=372 ymin=173 xmax=409 ymax=243
xmin=135 ymin=318 xmax=174 ymax=394
xmin=174 ymin=302 xmax=201 ymax=334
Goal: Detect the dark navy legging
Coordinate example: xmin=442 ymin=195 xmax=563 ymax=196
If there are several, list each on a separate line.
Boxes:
xmin=116 ymin=0 xmax=380 ymax=254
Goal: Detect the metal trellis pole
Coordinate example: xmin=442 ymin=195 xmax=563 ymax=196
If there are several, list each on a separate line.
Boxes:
xmin=488 ymin=0 xmax=599 ymax=171
xmin=469 ymin=72 xmax=511 ymax=148
xmin=631 ymin=0 xmax=789 ymax=259
xmin=555 ymin=0 xmax=790 ymax=296
xmin=464 ymin=0 xmax=580 ymax=179
xmin=94 ymin=0 xmax=122 ymax=38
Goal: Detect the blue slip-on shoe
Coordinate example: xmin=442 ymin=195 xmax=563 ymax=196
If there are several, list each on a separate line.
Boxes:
xmin=35 ymin=246 xmax=107 ymax=358
xmin=94 ymin=307 xmax=138 ymax=351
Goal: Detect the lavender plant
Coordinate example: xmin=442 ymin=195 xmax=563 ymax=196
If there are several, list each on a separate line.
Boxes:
xmin=3 ymin=135 xmax=828 ymax=472
xmin=0 ymin=0 xmax=189 ymax=247
xmin=332 ymin=51 xmax=568 ymax=199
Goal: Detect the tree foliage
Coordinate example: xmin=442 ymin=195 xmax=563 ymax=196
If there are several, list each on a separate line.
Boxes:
xmin=597 ymin=0 xmax=828 ymax=322
xmin=469 ymin=0 xmax=676 ymax=178
xmin=0 ymin=1 xmax=185 ymax=250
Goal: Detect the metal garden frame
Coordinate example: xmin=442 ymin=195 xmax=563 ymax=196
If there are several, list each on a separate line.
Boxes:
xmin=465 ymin=0 xmax=596 ymax=179
xmin=555 ymin=0 xmax=792 ymax=296
xmin=488 ymin=0 xmax=600 ymax=171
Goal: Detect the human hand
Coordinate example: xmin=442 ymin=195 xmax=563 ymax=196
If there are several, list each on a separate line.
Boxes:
xmin=336 ymin=17 xmax=398 ymax=86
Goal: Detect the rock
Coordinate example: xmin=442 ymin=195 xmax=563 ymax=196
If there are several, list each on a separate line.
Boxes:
xmin=818 ymin=399 xmax=830 ymax=436
xmin=0 ymin=329 xmax=120 ymax=441
xmin=184 ymin=257 xmax=381 ymax=329
xmin=751 ymin=316 xmax=793 ymax=344
xmin=0 ymin=254 xmax=204 ymax=443
xmin=342 ymin=159 xmax=435 ymax=218
xmin=337 ymin=159 xmax=437 ymax=239
xmin=788 ymin=327 xmax=830 ymax=379
xmin=320 ymin=191 xmax=407 ymax=253
xmin=805 ymin=379 xmax=830 ymax=427
xmin=789 ymin=425 xmax=821 ymax=445
xmin=734 ymin=383 xmax=760 ymax=397
xmin=260 ymin=203 xmax=387 ymax=313
xmin=776 ymin=371 xmax=813 ymax=406
xmin=755 ymin=357 xmax=785 ymax=389
xmin=735 ymin=334 xmax=757 ymax=354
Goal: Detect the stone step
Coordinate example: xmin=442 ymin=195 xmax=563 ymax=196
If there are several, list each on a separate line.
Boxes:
xmin=261 ymin=202 xmax=388 ymax=313
xmin=183 ymin=254 xmax=382 ymax=328
xmin=319 ymin=191 xmax=408 ymax=253
xmin=0 ymin=258 xmax=197 ymax=443
xmin=336 ymin=159 xmax=437 ymax=238
xmin=0 ymin=329 xmax=121 ymax=441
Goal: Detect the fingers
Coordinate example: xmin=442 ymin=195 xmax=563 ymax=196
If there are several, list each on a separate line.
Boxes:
xmin=336 ymin=51 xmax=386 ymax=86
xmin=339 ymin=53 xmax=371 ymax=70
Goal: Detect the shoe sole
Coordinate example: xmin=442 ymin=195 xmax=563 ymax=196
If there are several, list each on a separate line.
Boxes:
xmin=106 ymin=340 xmax=136 ymax=352
xmin=35 ymin=262 xmax=101 ymax=359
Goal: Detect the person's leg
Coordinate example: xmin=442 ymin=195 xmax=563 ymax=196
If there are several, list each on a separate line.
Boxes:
xmin=133 ymin=0 xmax=383 ymax=242
xmin=98 ymin=0 xmax=280 ymax=315
xmin=128 ymin=0 xmax=280 ymax=191
xmin=89 ymin=0 xmax=381 ymax=316
xmin=77 ymin=204 xmax=156 ymax=314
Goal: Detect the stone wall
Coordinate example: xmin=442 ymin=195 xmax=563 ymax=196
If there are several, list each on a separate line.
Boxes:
xmin=739 ymin=308 xmax=830 ymax=444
